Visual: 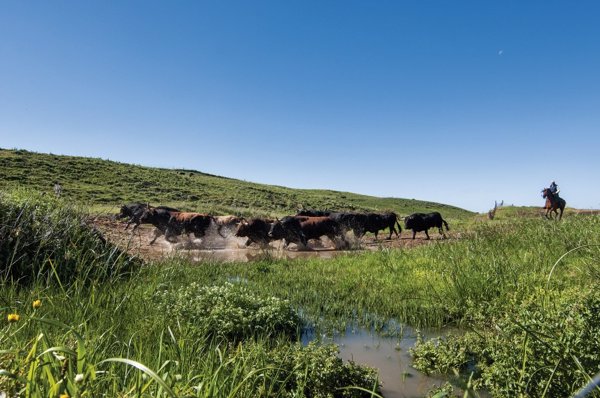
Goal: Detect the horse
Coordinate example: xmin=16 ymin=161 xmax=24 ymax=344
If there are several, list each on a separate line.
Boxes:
xmin=541 ymin=188 xmax=566 ymax=220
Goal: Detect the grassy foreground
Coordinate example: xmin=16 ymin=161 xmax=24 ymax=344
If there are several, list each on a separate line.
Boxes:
xmin=2 ymin=193 xmax=600 ymax=396
xmin=0 ymin=191 xmax=381 ymax=397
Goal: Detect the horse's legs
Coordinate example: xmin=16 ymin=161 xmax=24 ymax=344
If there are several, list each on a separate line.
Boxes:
xmin=559 ymin=206 xmax=564 ymax=220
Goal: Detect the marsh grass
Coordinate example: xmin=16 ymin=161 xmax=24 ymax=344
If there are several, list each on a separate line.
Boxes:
xmin=3 ymin=184 xmax=600 ymax=396
xmin=1 ymin=191 xmax=380 ymax=397
xmin=0 ymin=189 xmax=138 ymax=285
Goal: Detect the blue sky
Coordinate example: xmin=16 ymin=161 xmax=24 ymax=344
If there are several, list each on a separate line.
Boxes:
xmin=1 ymin=1 xmax=599 ymax=212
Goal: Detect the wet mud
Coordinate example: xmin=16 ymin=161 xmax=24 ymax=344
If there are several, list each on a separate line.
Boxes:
xmin=94 ymin=216 xmax=454 ymax=262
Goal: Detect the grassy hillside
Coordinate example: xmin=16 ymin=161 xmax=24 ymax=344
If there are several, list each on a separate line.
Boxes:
xmin=0 ymin=148 xmax=473 ymax=219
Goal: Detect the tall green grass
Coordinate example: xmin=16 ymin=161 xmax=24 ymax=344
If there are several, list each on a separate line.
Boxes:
xmin=157 ymin=215 xmax=600 ymax=331
xmin=0 ymin=189 xmax=138 ymax=285
xmin=1 ymin=191 xmax=380 ymax=397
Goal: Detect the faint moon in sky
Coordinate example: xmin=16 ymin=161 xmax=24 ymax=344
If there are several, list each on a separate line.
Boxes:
xmin=498 ymin=50 xmax=504 ymax=55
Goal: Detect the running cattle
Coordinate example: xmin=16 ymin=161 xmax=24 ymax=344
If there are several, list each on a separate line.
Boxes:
xmin=268 ymin=217 xmax=307 ymax=247
xmin=361 ymin=212 xmax=402 ymax=240
xmin=140 ymin=208 xmax=213 ymax=245
xmin=117 ymin=203 xmax=179 ymax=231
xmin=404 ymin=212 xmax=449 ymax=240
xmin=235 ymin=218 xmax=275 ymax=247
xmin=326 ymin=212 xmax=401 ymax=240
xmin=296 ymin=209 xmax=332 ymax=217
xmin=270 ymin=216 xmax=348 ymax=249
xmin=213 ymin=215 xmax=243 ymax=237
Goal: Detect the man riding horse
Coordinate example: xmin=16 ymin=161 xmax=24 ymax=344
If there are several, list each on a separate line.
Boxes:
xmin=549 ymin=180 xmax=560 ymax=201
xmin=542 ymin=180 xmax=565 ymax=220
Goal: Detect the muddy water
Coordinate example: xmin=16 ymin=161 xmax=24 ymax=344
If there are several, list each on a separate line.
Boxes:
xmin=155 ymin=230 xmax=357 ymax=262
xmin=108 ymin=222 xmax=460 ymax=395
xmin=303 ymin=325 xmax=451 ymax=398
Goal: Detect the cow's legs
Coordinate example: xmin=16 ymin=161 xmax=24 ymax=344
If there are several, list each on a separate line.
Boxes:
xmin=424 ymin=230 xmax=430 ymax=240
xmin=165 ymin=227 xmax=180 ymax=243
xmin=412 ymin=230 xmax=416 ymax=239
xmin=149 ymin=228 xmax=163 ymax=245
xmin=336 ymin=233 xmax=349 ymax=249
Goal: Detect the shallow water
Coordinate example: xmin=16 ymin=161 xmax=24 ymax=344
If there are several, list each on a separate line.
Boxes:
xmin=164 ymin=233 xmax=355 ymax=262
xmin=303 ymin=325 xmax=453 ymax=398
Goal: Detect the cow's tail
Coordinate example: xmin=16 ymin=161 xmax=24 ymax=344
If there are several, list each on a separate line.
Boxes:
xmin=395 ymin=220 xmax=402 ymax=234
xmin=442 ymin=218 xmax=450 ymax=231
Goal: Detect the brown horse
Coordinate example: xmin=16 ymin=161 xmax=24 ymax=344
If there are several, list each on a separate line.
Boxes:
xmin=542 ymin=188 xmax=566 ymax=220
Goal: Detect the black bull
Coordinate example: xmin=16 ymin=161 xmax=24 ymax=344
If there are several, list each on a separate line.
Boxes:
xmin=269 ymin=216 xmax=348 ymax=249
xmin=297 ymin=211 xmax=402 ymax=240
xmin=117 ymin=203 xmax=180 ymax=231
xmin=234 ymin=218 xmax=276 ymax=247
xmin=404 ymin=212 xmax=449 ymax=240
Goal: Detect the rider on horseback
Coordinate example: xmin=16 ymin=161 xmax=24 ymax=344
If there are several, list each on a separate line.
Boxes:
xmin=542 ymin=181 xmax=565 ymax=220
xmin=549 ymin=181 xmax=560 ymax=204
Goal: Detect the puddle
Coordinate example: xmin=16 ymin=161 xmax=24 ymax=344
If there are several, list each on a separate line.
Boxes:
xmin=303 ymin=325 xmax=462 ymax=398
xmin=164 ymin=233 xmax=356 ymax=262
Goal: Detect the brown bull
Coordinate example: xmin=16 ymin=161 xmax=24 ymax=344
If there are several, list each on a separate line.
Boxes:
xmin=140 ymin=208 xmax=214 ymax=245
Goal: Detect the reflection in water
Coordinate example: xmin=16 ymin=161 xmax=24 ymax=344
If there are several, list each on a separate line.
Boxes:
xmin=303 ymin=326 xmax=450 ymax=398
xmin=163 ymin=234 xmax=354 ymax=262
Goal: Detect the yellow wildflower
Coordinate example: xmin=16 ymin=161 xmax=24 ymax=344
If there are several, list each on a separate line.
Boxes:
xmin=33 ymin=299 xmax=42 ymax=309
xmin=8 ymin=313 xmax=20 ymax=322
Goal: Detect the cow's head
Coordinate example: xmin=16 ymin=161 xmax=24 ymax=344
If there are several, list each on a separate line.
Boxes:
xmin=139 ymin=207 xmax=158 ymax=223
xmin=116 ymin=205 xmax=130 ymax=219
xmin=234 ymin=219 xmax=250 ymax=237
xmin=267 ymin=219 xmax=286 ymax=240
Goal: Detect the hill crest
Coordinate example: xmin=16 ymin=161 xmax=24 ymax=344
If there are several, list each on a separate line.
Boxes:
xmin=0 ymin=148 xmax=473 ymax=219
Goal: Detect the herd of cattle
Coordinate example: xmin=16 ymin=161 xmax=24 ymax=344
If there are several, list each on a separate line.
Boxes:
xmin=116 ymin=203 xmax=450 ymax=250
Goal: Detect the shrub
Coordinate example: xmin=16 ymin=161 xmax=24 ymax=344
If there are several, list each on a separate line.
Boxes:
xmin=411 ymin=289 xmax=600 ymax=397
xmin=0 ymin=189 xmax=138 ymax=285
xmin=154 ymin=282 xmax=301 ymax=341
xmin=268 ymin=341 xmax=380 ymax=397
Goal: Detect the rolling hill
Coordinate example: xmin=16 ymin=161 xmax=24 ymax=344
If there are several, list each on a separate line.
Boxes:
xmin=0 ymin=148 xmax=474 ymax=219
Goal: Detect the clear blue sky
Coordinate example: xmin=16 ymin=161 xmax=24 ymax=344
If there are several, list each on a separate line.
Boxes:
xmin=1 ymin=1 xmax=599 ymax=212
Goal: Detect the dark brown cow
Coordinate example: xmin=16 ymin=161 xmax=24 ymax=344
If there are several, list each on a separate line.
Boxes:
xmin=234 ymin=218 xmax=275 ymax=247
xmin=268 ymin=216 xmax=307 ymax=248
xmin=271 ymin=216 xmax=348 ymax=249
xmin=140 ymin=208 xmax=213 ymax=245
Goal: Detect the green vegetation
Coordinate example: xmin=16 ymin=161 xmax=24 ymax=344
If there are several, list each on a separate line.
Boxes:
xmin=2 ymin=148 xmax=600 ymax=397
xmin=0 ymin=189 xmax=138 ymax=285
xmin=1 ymin=193 xmax=380 ymax=397
xmin=0 ymin=148 xmax=472 ymax=219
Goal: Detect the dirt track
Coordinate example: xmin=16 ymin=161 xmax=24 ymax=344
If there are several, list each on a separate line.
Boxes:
xmin=93 ymin=216 xmax=454 ymax=263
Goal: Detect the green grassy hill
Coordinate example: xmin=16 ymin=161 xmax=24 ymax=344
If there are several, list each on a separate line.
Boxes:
xmin=0 ymin=148 xmax=473 ymax=219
